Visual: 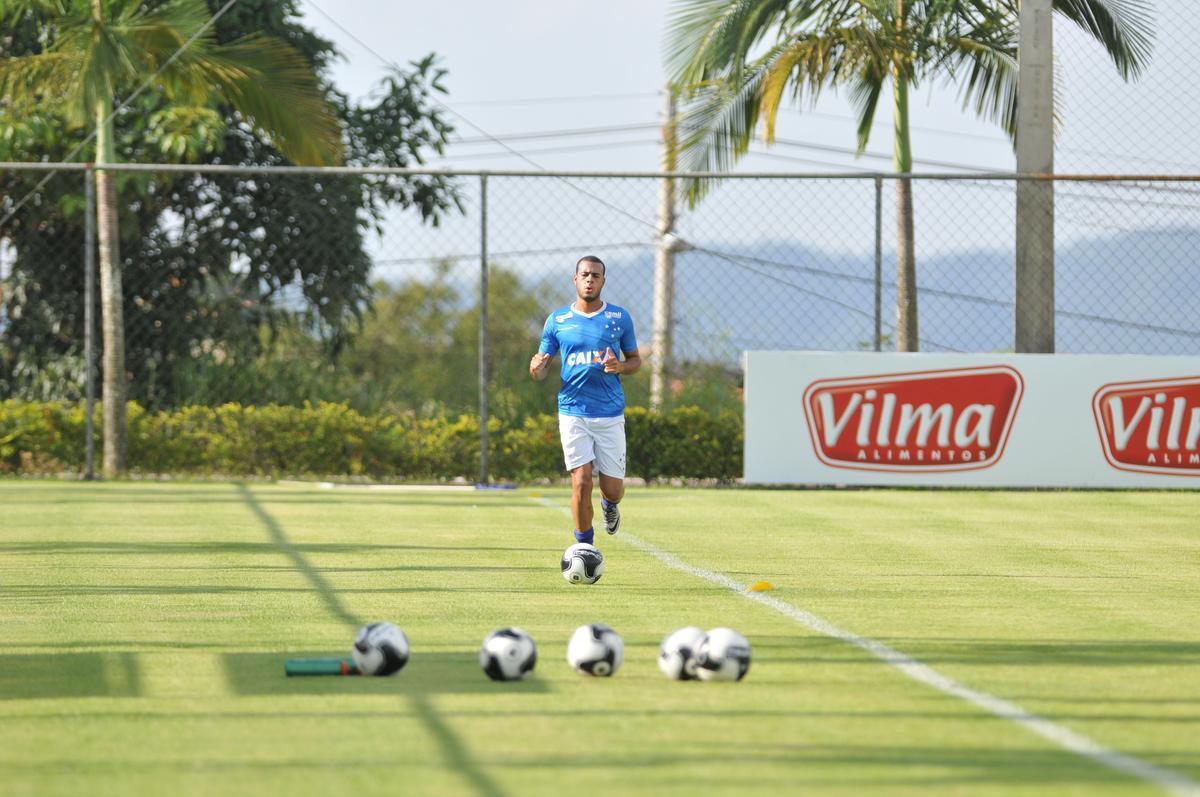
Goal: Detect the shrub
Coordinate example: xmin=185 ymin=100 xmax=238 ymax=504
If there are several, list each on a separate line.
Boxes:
xmin=0 ymin=401 xmax=742 ymax=481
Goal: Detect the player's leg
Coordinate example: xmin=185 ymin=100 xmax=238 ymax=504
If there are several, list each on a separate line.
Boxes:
xmin=598 ymin=472 xmax=623 ymax=535
xmin=593 ymin=416 xmax=627 ymax=535
xmin=570 ymin=463 xmax=595 ymax=543
xmin=559 ymin=414 xmax=596 ymax=544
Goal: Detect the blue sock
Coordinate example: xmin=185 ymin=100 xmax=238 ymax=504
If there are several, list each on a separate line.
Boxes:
xmin=601 ymin=498 xmax=616 ymax=511
xmin=574 ymin=528 xmax=594 ymax=545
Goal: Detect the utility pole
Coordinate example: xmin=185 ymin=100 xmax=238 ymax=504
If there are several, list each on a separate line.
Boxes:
xmin=1014 ymin=0 xmax=1055 ymax=352
xmin=650 ymin=88 xmax=677 ymax=412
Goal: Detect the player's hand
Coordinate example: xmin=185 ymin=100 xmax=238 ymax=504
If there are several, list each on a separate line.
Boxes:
xmin=602 ymin=347 xmax=623 ymax=374
xmin=530 ymin=352 xmax=552 ymax=380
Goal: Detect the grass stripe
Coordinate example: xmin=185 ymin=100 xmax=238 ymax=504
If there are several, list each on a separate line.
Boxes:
xmin=532 ymin=495 xmax=1200 ymax=796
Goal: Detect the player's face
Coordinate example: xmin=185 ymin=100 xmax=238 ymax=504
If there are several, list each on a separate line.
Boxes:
xmin=574 ymin=264 xmax=605 ymax=302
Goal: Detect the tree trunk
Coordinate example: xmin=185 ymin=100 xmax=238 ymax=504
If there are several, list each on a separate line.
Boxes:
xmin=650 ymin=87 xmax=677 ymax=412
xmin=892 ymin=65 xmax=918 ymax=352
xmin=95 ymin=98 xmax=127 ymax=477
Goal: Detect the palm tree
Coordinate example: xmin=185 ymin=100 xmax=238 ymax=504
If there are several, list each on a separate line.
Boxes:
xmin=0 ymin=0 xmax=342 ymax=476
xmin=665 ymin=0 xmax=1152 ymax=351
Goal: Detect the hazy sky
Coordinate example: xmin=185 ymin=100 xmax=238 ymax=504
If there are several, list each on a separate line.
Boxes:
xmin=297 ymin=1 xmax=1195 ymax=176
xmin=299 ymin=0 xmax=1021 ymax=174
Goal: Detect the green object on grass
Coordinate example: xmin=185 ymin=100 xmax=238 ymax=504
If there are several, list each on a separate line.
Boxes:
xmin=284 ymin=657 xmax=359 ymax=676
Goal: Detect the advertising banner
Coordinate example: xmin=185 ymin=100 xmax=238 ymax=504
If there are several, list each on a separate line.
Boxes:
xmin=744 ymin=352 xmax=1200 ymax=488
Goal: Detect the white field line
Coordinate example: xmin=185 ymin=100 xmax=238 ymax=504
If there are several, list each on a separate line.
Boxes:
xmin=278 ymin=480 xmax=478 ymax=492
xmin=531 ymin=496 xmax=1199 ymax=797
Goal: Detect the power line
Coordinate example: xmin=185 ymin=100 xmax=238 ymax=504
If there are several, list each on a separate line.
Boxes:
xmin=784 ymin=106 xmax=1011 ymax=146
xmin=699 ymin=248 xmax=1200 ymax=340
xmin=449 ymin=91 xmax=662 ymax=107
xmin=433 ymin=140 xmax=660 ymax=162
xmin=374 ymin=242 xmax=650 ymax=266
xmin=445 ymin=119 xmax=999 ymax=171
xmin=692 ymin=244 xmax=965 ymax=352
xmin=0 ymin=0 xmax=242 ymax=233
xmin=442 ymin=119 xmax=995 ymax=170
xmin=450 ymin=123 xmax=658 ymax=146
xmin=763 ymin=135 xmax=992 ymax=171
xmin=789 ymin=105 xmax=1200 ymax=172
xmin=304 ymin=1 xmax=665 ymax=237
xmin=433 ymin=138 xmax=879 ymax=171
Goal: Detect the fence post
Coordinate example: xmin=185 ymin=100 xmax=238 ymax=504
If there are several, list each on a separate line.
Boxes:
xmin=874 ymin=175 xmax=883 ymax=352
xmin=84 ymin=167 xmax=96 ymax=480
xmin=478 ymin=173 xmax=489 ymax=485
xmin=1014 ymin=0 xmax=1055 ymax=352
xmin=650 ymin=89 xmax=678 ymax=412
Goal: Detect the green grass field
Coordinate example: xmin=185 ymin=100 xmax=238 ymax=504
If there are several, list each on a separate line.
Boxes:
xmin=2 ymin=482 xmax=1198 ymax=796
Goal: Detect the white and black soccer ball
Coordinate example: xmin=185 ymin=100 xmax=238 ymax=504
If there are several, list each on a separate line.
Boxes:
xmin=561 ymin=542 xmax=604 ymax=585
xmin=479 ymin=627 xmax=538 ymax=681
xmin=351 ymin=622 xmax=410 ymax=676
xmin=566 ymin=623 xmax=623 ymax=677
xmin=695 ymin=627 xmax=752 ymax=682
xmin=658 ymin=626 xmax=706 ymax=681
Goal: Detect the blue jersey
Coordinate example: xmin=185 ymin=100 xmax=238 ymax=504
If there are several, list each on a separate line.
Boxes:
xmin=539 ymin=302 xmax=638 ymax=418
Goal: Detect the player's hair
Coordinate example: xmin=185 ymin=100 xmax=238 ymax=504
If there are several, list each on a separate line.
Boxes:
xmin=575 ymin=255 xmax=606 ymax=275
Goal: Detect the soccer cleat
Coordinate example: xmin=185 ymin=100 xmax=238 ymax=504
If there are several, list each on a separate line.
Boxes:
xmin=602 ymin=500 xmax=621 ymax=535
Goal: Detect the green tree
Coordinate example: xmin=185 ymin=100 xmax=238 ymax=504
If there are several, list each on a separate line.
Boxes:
xmin=665 ymin=0 xmax=1152 ymax=350
xmin=0 ymin=2 xmax=459 ymax=454
xmin=336 ymin=263 xmax=556 ymax=419
xmin=0 ymin=0 xmax=342 ymax=476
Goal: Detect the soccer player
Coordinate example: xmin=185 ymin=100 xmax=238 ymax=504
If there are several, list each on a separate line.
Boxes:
xmin=530 ymin=255 xmax=640 ymax=545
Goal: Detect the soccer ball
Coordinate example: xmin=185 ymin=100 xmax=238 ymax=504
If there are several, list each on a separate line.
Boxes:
xmin=479 ymin=627 xmax=538 ymax=681
xmin=566 ymin=623 xmax=624 ymax=677
xmin=561 ymin=542 xmax=604 ymax=584
xmin=658 ymin=626 xmax=706 ymax=680
xmin=695 ymin=627 xmax=752 ymax=682
xmin=351 ymin=622 xmax=410 ymax=676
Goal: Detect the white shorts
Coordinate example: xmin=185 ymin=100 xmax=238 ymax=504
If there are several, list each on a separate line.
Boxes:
xmin=558 ymin=414 xmax=627 ymax=478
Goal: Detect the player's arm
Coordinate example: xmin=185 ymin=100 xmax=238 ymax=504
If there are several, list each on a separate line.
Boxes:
xmin=532 ymin=314 xmax=558 ymax=381
xmin=530 ymin=351 xmax=554 ymax=381
xmin=603 ymin=347 xmax=641 ymax=375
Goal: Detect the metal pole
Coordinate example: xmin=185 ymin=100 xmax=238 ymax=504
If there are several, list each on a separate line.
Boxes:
xmin=84 ymin=167 xmax=96 ymax=480
xmin=478 ymin=174 xmax=489 ymax=485
xmin=874 ymin=176 xmax=883 ymax=352
xmin=650 ymin=88 xmax=677 ymax=411
xmin=1014 ymin=0 xmax=1055 ymax=352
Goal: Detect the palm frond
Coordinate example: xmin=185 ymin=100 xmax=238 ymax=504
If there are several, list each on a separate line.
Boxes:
xmin=53 ymin=11 xmax=156 ymax=126
xmin=947 ymin=36 xmax=1019 ymax=140
xmin=0 ymin=0 xmax=75 ymax=22
xmin=1052 ymin=0 xmax=1153 ymax=78
xmin=672 ymin=61 xmax=771 ymax=206
xmin=759 ymin=29 xmax=884 ymax=142
xmin=0 ymin=51 xmax=79 ymax=112
xmin=848 ymin=69 xmax=885 ymax=153
xmin=179 ymin=34 xmax=342 ymax=165
xmin=665 ymin=0 xmax=797 ymax=88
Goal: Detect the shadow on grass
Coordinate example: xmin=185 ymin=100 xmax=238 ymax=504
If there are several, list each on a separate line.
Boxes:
xmin=0 ymin=652 xmax=141 ymax=700
xmin=744 ymin=634 xmax=1200 ymax=667
xmin=0 ymin=541 xmax=550 ymax=556
xmin=222 ymin=651 xmax=548 ymax=697
xmin=233 ymin=483 xmax=516 ymax=797
xmin=5 ymin=485 xmax=530 ymax=509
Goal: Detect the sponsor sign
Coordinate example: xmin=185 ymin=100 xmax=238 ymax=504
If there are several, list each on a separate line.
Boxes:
xmin=745 ymin=352 xmax=1200 ymax=488
xmin=803 ymin=366 xmax=1023 ymax=472
xmin=1093 ymin=376 xmax=1200 ymax=476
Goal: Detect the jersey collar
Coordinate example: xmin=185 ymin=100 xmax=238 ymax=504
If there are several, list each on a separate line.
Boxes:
xmin=572 ymin=301 xmax=607 ymax=319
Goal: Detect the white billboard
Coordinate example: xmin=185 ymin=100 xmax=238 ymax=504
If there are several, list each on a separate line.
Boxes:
xmin=744 ymin=352 xmax=1200 ymax=488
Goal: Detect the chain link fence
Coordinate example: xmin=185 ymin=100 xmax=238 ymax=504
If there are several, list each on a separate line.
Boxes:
xmin=3 ymin=164 xmax=1200 ymax=471
xmin=1055 ymin=1 xmax=1196 ymax=176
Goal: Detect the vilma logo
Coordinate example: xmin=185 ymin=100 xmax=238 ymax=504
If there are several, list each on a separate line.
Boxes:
xmin=1093 ymin=376 xmax=1200 ymax=476
xmin=802 ymin=366 xmax=1024 ymax=472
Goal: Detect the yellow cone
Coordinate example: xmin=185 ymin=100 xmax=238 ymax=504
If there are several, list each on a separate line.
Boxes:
xmin=746 ymin=580 xmax=776 ymax=593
